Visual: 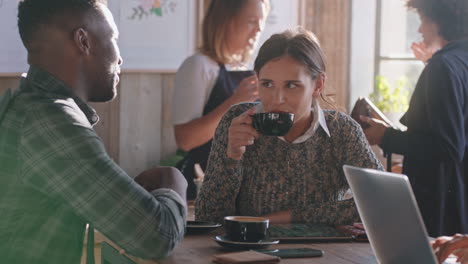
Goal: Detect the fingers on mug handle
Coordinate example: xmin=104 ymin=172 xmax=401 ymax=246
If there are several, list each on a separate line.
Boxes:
xmin=246 ymin=107 xmax=256 ymax=116
xmin=236 ymin=108 xmax=256 ymax=126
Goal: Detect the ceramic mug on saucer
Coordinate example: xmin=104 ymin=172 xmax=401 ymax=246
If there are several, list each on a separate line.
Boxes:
xmin=224 ymin=216 xmax=269 ymax=242
xmin=251 ymin=112 xmax=294 ymax=136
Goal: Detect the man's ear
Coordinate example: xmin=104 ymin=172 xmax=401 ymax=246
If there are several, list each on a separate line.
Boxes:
xmin=312 ymin=73 xmax=326 ymax=97
xmin=73 ymin=28 xmax=91 ymax=55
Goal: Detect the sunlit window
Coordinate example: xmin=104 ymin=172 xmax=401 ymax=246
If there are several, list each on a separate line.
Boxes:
xmin=375 ymin=0 xmax=424 ymax=94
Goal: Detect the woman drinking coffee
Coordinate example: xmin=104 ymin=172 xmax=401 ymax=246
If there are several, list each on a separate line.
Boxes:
xmin=195 ymin=28 xmax=383 ymax=225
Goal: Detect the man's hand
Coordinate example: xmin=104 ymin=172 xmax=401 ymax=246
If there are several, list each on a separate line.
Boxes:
xmin=433 ymin=234 xmax=468 ymax=264
xmin=135 ymin=166 xmax=187 ymax=201
xmin=360 ymin=115 xmax=389 ymax=145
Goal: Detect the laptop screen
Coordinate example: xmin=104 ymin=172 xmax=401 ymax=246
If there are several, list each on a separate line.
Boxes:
xmin=343 ymin=165 xmax=438 ymax=264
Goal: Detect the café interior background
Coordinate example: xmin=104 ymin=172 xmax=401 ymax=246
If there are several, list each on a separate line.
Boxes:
xmin=0 ymin=0 xmax=422 ymax=176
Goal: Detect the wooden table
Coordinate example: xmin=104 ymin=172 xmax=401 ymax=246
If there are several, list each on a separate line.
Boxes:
xmin=160 ymin=233 xmax=377 ymax=264
xmin=84 ymin=203 xmax=377 ymax=264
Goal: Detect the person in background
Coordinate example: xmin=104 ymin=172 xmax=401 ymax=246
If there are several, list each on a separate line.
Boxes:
xmin=172 ymin=0 xmax=269 ymax=199
xmin=0 ymin=1 xmax=186 ymax=263
xmin=362 ymin=0 xmax=468 ymax=237
xmin=195 ymin=28 xmax=383 ymax=225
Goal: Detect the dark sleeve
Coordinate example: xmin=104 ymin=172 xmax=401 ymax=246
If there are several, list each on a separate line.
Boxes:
xmin=381 ymin=58 xmax=466 ymax=162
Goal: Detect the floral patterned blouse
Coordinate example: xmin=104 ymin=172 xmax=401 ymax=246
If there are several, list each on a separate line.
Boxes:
xmin=195 ymin=102 xmax=383 ymax=225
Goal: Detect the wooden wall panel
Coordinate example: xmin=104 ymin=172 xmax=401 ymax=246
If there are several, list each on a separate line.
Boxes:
xmin=119 ymin=73 xmax=164 ymax=177
xmin=161 ymin=74 xmax=178 ymax=159
xmin=303 ymin=0 xmax=351 ymax=110
xmin=0 ymin=77 xmax=20 ymax=94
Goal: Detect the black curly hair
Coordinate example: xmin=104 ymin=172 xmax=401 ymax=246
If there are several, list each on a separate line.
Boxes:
xmin=17 ymin=0 xmax=106 ymax=50
xmin=406 ymin=0 xmax=468 ymax=41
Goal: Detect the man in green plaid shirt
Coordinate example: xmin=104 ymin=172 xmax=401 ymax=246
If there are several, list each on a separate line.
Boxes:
xmin=0 ymin=1 xmax=187 ymax=263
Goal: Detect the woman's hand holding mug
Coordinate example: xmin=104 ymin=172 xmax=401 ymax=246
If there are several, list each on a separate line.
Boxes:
xmin=227 ymin=108 xmax=259 ymax=160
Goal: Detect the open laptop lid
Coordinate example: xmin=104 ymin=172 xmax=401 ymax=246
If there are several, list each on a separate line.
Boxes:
xmin=343 ymin=165 xmax=437 ymax=264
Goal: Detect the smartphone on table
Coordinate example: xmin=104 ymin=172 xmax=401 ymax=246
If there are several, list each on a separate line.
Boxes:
xmin=254 ymin=248 xmax=324 ymax=258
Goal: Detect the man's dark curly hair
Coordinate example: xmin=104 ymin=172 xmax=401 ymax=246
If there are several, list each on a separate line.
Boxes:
xmin=406 ymin=0 xmax=468 ymax=41
xmin=17 ymin=0 xmax=106 ymax=50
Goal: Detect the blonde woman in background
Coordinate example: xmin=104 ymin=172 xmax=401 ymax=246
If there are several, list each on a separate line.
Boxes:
xmin=172 ymin=0 xmax=269 ymax=199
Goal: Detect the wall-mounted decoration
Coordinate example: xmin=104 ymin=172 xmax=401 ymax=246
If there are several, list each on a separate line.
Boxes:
xmin=127 ymin=0 xmax=179 ymax=20
xmin=109 ymin=0 xmax=196 ymax=72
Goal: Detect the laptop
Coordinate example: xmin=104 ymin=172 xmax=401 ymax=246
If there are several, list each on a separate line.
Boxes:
xmin=342 ymin=165 xmax=458 ymax=264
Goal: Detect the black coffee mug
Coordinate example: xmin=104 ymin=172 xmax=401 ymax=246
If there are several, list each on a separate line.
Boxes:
xmin=251 ymin=112 xmax=294 ymax=136
xmin=224 ymin=216 xmax=269 ymax=242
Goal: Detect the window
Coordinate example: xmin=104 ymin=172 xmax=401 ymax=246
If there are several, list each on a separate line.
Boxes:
xmin=349 ymin=0 xmax=425 ymax=112
xmin=375 ymin=0 xmax=424 ymax=95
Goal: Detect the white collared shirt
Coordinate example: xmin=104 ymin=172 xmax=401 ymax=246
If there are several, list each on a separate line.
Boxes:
xmin=255 ymin=100 xmax=331 ymax=144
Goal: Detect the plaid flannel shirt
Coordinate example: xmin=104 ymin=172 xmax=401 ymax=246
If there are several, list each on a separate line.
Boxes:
xmin=0 ymin=66 xmax=186 ymax=264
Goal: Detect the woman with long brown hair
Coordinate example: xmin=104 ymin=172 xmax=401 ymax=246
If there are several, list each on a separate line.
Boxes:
xmin=196 ymin=29 xmax=382 ymax=224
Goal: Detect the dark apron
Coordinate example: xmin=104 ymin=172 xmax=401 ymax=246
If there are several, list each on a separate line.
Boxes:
xmin=177 ymin=64 xmax=254 ymax=199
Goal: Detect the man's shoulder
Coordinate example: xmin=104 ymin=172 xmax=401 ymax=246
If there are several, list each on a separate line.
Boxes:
xmin=15 ymin=92 xmax=93 ymax=129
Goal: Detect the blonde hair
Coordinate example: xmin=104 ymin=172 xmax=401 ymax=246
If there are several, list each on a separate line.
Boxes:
xmin=200 ymin=0 xmax=269 ymax=65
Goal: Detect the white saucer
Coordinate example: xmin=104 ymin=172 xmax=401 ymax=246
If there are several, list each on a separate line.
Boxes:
xmin=213 ymin=235 xmax=280 ymax=250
